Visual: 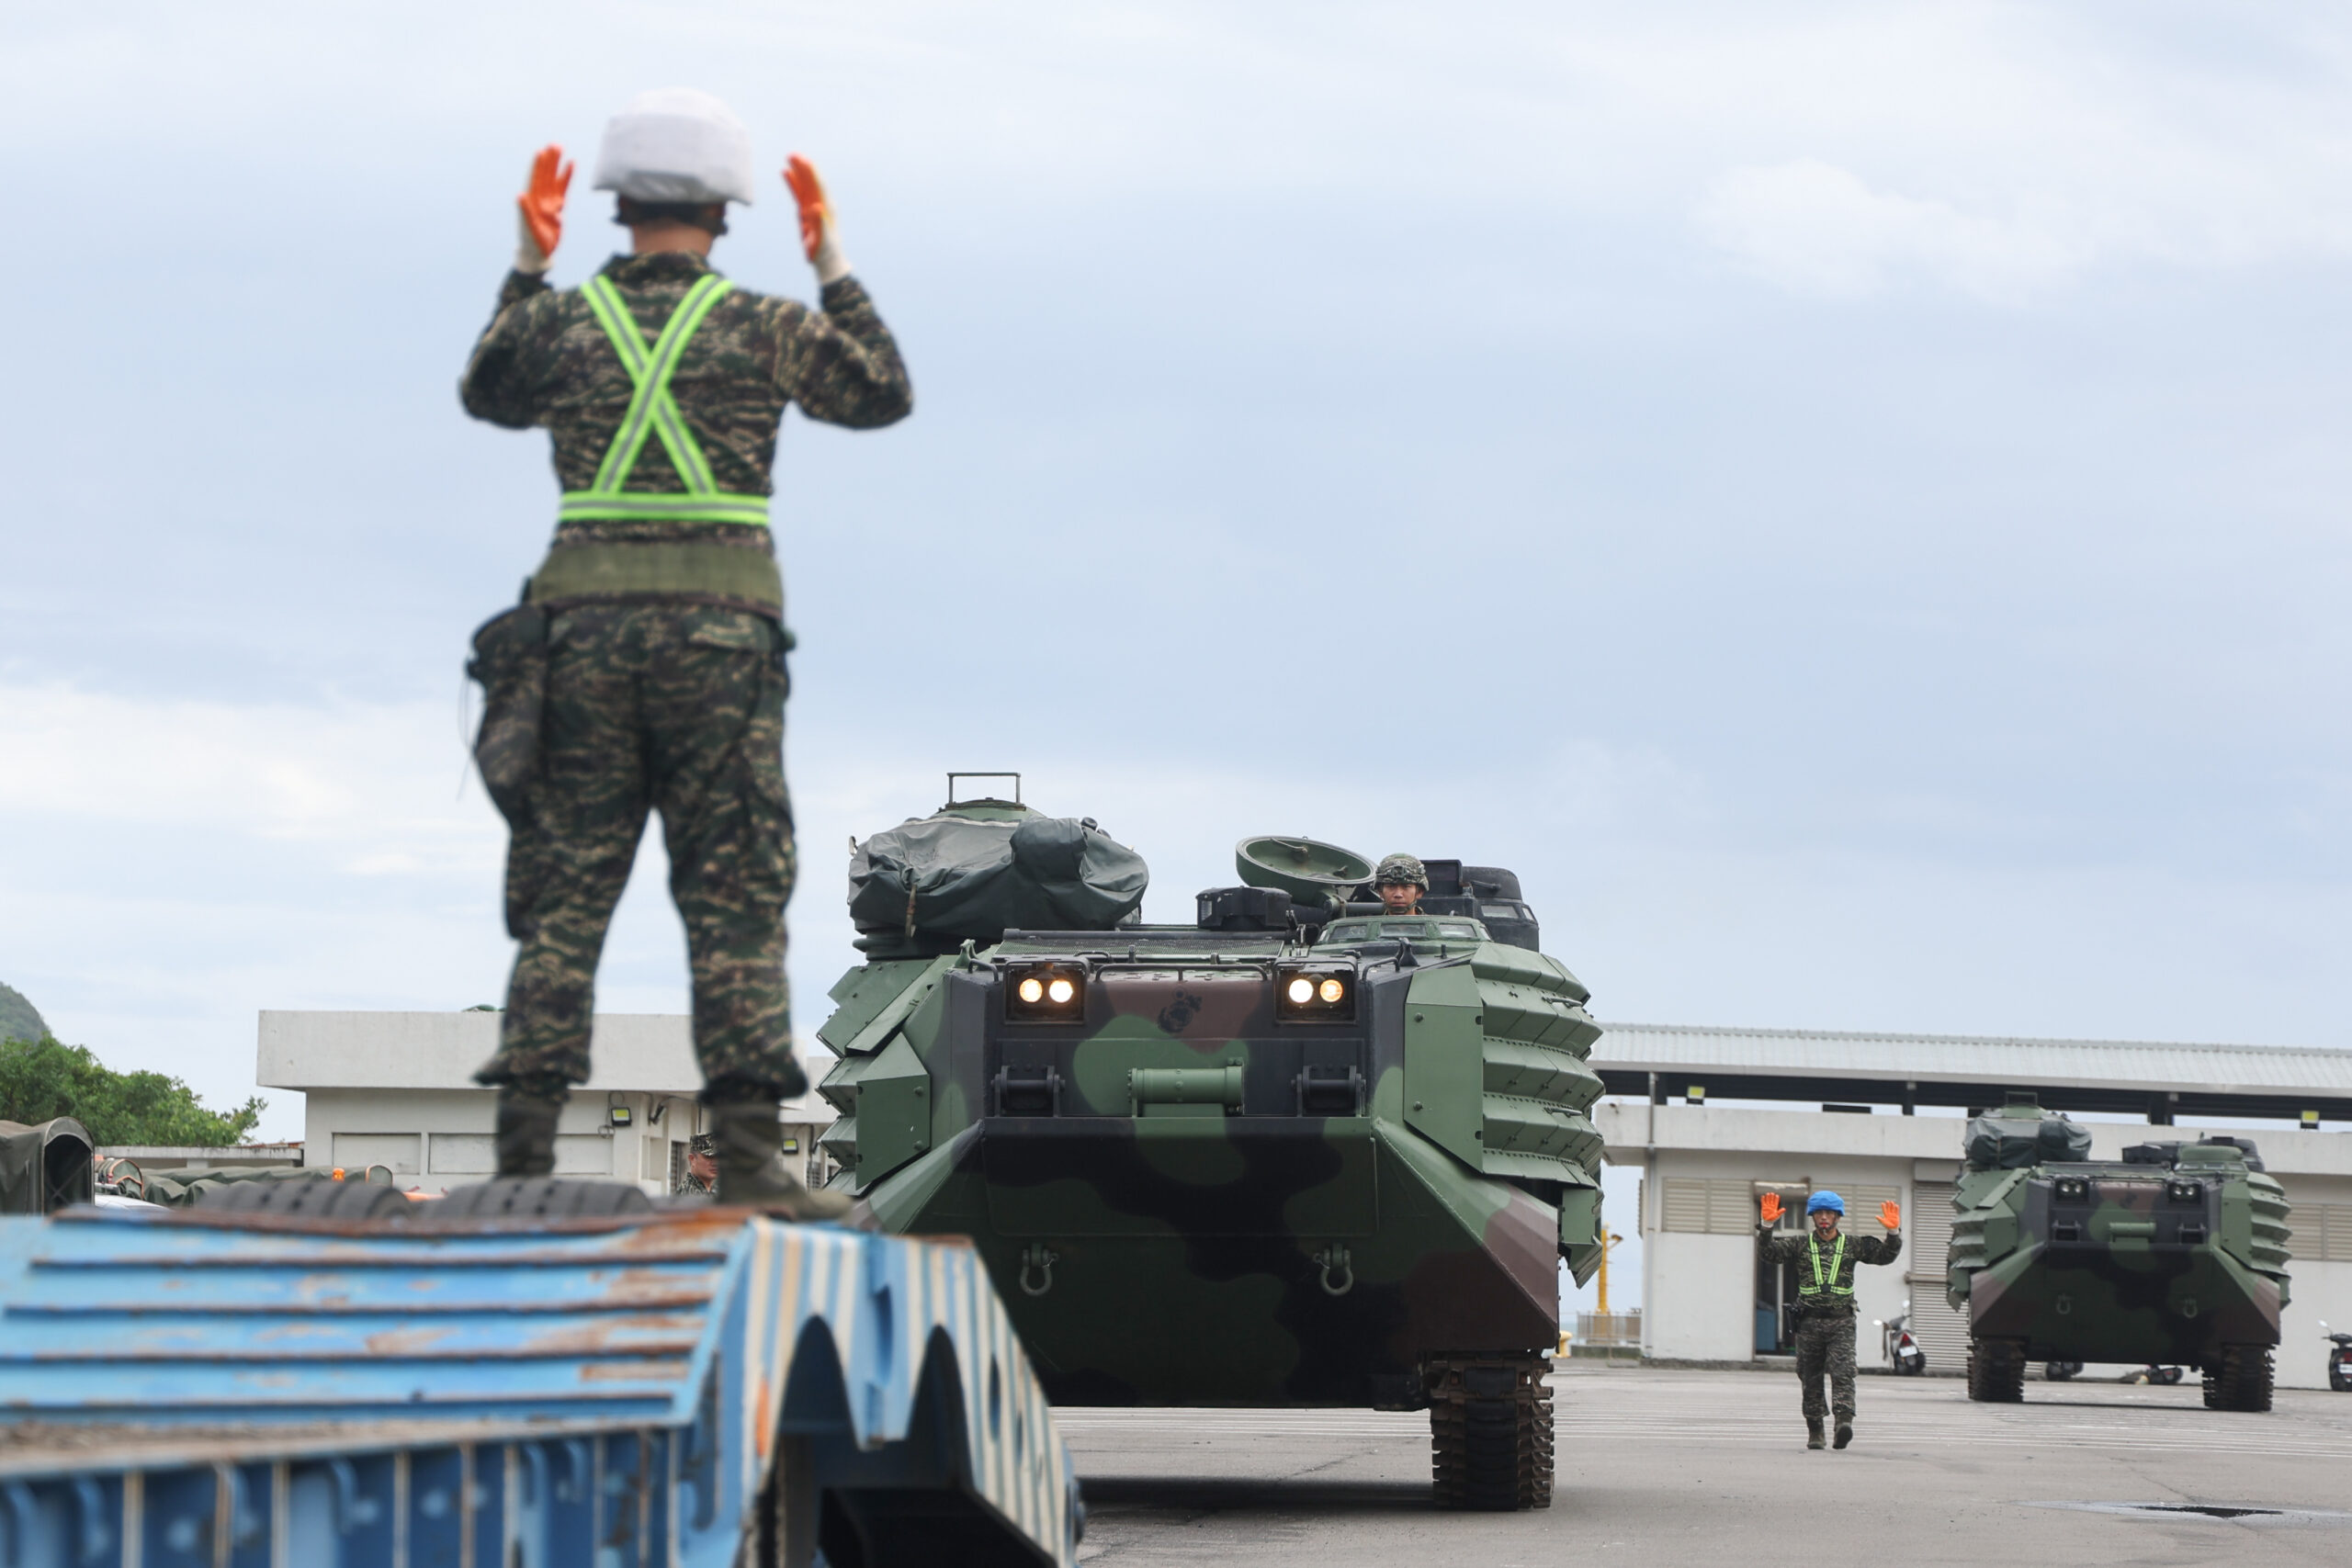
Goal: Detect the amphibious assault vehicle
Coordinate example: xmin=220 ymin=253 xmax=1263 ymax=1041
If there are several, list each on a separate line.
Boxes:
xmin=1945 ymin=1093 xmax=2292 ymax=1410
xmin=816 ymin=790 xmax=1605 ymax=1509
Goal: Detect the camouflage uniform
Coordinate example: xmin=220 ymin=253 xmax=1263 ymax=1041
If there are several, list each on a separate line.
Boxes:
xmin=1757 ymin=1224 xmax=1902 ymax=1427
xmin=461 ymin=251 xmax=911 ymax=1100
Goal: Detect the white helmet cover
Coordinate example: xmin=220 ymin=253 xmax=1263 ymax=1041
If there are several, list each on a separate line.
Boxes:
xmin=592 ymin=88 xmax=756 ymax=206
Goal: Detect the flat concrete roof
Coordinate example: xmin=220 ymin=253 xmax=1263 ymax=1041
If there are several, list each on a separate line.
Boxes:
xmin=1597 ymin=1021 xmax=2352 ymax=1122
xmin=1594 ymin=1101 xmax=2352 ymax=1179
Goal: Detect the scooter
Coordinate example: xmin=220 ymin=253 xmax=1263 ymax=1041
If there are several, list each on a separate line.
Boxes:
xmin=2324 ymin=1321 xmax=2352 ymax=1393
xmin=1874 ymin=1302 xmax=1927 ymax=1375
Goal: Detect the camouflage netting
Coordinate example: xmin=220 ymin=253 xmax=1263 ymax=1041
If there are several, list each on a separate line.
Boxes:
xmin=1964 ymin=1106 xmax=2093 ymax=1170
xmin=849 ymin=808 xmax=1148 ymax=955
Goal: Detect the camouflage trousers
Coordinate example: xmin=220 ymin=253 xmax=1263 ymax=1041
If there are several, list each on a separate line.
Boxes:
xmin=1793 ymin=1314 xmax=1859 ymax=1422
xmin=475 ymin=603 xmax=804 ymax=1101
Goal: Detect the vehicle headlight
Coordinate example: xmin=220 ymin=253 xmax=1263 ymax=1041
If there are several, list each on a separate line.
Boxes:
xmin=1005 ymin=964 xmax=1087 ymax=1022
xmin=1275 ymin=964 xmax=1354 ymax=1021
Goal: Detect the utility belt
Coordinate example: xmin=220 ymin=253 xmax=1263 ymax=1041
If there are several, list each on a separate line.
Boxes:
xmin=465 ymin=595 xmax=791 ymax=830
xmin=526 ymin=538 xmax=785 ymax=615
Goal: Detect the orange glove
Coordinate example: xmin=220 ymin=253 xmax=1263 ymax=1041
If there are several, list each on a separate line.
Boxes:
xmin=1758 ymin=1191 xmax=1781 ymax=1224
xmin=784 ymin=154 xmax=851 ymax=283
xmin=515 ymin=145 xmax=572 ymax=274
xmin=1880 ymin=1201 xmax=1902 ymax=1231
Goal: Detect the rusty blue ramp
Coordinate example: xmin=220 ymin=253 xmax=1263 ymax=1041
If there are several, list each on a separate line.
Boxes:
xmin=0 ymin=1202 xmax=1078 ymax=1566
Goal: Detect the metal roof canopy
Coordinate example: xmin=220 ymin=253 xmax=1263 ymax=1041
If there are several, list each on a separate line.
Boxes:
xmin=1596 ymin=1022 xmax=2352 ymax=1124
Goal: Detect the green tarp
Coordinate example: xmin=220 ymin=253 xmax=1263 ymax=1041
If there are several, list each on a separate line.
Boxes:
xmin=849 ymin=808 xmax=1148 ymax=954
xmin=0 ymin=1118 xmax=94 ymax=1213
xmin=1964 ymin=1109 xmax=2093 ymax=1170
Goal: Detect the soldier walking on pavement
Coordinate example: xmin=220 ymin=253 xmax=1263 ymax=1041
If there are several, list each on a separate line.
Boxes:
xmin=459 ymin=89 xmax=911 ymax=1210
xmin=1757 ymin=1190 xmax=1903 ymax=1449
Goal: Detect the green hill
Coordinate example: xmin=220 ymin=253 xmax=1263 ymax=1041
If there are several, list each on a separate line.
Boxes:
xmin=0 ymin=983 xmax=47 ymax=1046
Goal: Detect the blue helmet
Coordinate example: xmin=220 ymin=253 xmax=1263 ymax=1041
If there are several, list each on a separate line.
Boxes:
xmin=1806 ymin=1191 xmax=1845 ymax=1215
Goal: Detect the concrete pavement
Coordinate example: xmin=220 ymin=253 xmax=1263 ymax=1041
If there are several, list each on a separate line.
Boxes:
xmin=1065 ymin=1363 xmax=2352 ymax=1565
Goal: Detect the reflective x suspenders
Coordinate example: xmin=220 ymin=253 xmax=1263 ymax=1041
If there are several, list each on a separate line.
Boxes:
xmin=1798 ymin=1234 xmax=1852 ymax=1301
xmin=530 ymin=272 xmax=785 ymax=612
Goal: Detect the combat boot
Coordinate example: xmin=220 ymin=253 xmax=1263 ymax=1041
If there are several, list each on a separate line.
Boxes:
xmin=1805 ymin=1419 xmax=1826 ymax=1450
xmin=708 ymin=1098 xmax=854 ymax=1220
xmin=1833 ymin=1420 xmax=1853 ymax=1450
xmin=492 ymin=1083 xmax=566 ymax=1177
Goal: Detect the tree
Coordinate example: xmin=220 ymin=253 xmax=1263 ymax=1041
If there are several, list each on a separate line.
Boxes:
xmin=0 ymin=1038 xmax=266 ymax=1146
xmin=0 ymin=982 xmax=46 ymax=1047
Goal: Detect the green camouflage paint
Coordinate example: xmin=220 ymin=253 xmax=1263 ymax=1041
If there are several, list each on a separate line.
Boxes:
xmin=1946 ymin=1099 xmax=2291 ymax=1406
xmin=816 ymin=900 xmax=1605 ymax=1413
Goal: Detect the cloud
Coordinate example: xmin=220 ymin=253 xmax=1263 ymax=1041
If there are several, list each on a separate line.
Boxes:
xmin=0 ymin=679 xmax=493 ymax=871
xmin=1694 ymin=159 xmax=2089 ymax=300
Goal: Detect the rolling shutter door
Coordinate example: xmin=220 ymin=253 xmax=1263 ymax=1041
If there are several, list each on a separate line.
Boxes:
xmin=1907 ymin=1180 xmax=1970 ymax=1375
xmin=1663 ymin=1179 xmax=1770 ymax=1235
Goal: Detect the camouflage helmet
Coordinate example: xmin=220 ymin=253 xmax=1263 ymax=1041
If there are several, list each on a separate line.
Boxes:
xmin=690 ymin=1133 xmax=718 ymax=1156
xmin=1374 ymin=853 xmax=1428 ymax=888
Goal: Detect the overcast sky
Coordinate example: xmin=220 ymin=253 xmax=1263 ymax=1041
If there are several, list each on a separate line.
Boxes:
xmin=4 ymin=3 xmax=2350 ymax=1171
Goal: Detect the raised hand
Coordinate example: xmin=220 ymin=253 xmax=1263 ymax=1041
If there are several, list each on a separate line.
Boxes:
xmin=1758 ymin=1191 xmax=1782 ymax=1225
xmin=516 ymin=145 xmax=573 ymax=272
xmin=784 ymin=154 xmax=851 ymax=283
xmin=1880 ymin=1200 xmax=1902 ymax=1231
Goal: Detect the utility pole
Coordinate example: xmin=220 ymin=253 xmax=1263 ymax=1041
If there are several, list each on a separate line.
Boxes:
xmin=1596 ymin=1230 xmax=1624 ymax=1315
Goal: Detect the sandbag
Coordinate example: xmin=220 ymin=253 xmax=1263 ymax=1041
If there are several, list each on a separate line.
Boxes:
xmin=850 ymin=809 xmax=1148 ymax=953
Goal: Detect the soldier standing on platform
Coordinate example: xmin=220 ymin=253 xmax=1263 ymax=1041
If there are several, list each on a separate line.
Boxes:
xmin=459 ymin=89 xmax=911 ymax=1209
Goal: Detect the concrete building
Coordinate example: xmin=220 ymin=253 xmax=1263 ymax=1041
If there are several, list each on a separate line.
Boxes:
xmin=257 ymin=1012 xmax=838 ymax=1196
xmin=1595 ymin=1022 xmax=2352 ymax=1390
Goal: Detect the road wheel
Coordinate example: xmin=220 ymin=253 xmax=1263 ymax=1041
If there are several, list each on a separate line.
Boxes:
xmin=1429 ymin=1355 xmax=1553 ymax=1510
xmin=1966 ymin=1337 xmax=2026 ymax=1403
xmin=2203 ymin=1345 xmax=2274 ymax=1413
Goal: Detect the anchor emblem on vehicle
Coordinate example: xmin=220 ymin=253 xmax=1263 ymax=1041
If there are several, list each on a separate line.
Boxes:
xmin=1157 ymin=990 xmax=1204 ymax=1033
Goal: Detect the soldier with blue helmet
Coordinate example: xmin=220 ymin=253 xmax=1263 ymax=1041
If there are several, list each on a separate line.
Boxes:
xmin=1758 ymin=1188 xmax=1904 ymax=1449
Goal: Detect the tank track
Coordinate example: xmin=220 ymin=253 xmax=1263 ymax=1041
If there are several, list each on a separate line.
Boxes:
xmin=2201 ymin=1345 xmax=2275 ymax=1413
xmin=1426 ymin=1354 xmax=1554 ymax=1511
xmin=1965 ymin=1336 xmax=2026 ymax=1403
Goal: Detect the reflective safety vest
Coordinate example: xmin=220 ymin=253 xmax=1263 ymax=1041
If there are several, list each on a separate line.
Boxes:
xmin=1798 ymin=1233 xmax=1852 ymax=1299
xmin=560 ymin=274 xmax=770 ymax=527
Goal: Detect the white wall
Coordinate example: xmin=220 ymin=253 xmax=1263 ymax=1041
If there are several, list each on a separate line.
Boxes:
xmin=266 ymin=1011 xmax=838 ymax=1195
xmin=1645 ymin=1232 xmax=1758 ymax=1361
xmin=2278 ymin=1261 xmax=2352 ymax=1391
xmin=304 ymin=1087 xmax=707 ymax=1196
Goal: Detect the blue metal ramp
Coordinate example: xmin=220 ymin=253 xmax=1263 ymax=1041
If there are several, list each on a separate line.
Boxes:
xmin=0 ymin=1203 xmax=1078 ymax=1566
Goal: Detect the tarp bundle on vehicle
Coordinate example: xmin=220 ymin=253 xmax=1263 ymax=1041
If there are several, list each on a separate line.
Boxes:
xmin=1964 ymin=1106 xmax=2092 ymax=1169
xmin=135 ymin=1165 xmax=338 ymax=1207
xmin=850 ymin=806 xmax=1148 ymax=954
xmin=0 ymin=1118 xmax=94 ymax=1213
